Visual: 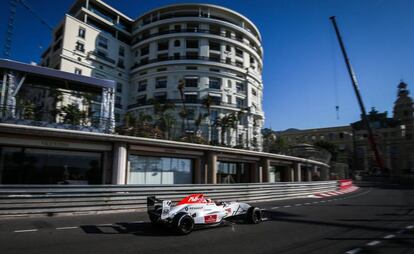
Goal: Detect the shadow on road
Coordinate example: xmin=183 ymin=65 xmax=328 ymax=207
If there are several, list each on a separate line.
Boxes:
xmin=81 ymin=222 xmax=174 ymax=236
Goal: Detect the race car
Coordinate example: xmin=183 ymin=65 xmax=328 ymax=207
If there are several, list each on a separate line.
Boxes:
xmin=147 ymin=194 xmax=262 ymax=235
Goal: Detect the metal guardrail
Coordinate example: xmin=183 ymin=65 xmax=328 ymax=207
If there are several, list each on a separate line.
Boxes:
xmin=0 ymin=181 xmax=339 ymax=217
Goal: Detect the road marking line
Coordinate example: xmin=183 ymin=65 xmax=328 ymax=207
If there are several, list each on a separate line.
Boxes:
xmin=271 ymin=207 xmax=279 ymax=209
xmin=366 ymin=241 xmax=381 ymax=246
xmin=262 ymin=217 xmax=269 ymax=221
xmin=14 ymin=229 xmax=38 ymax=233
xmin=131 ymin=220 xmax=145 ymax=223
xmin=397 ymin=230 xmax=405 ymax=234
xmin=96 ymin=223 xmax=113 ymax=226
xmin=406 ymin=225 xmax=414 ymax=229
xmin=304 ymin=203 xmax=311 ymax=205
xmin=56 ymin=226 xmax=78 ymax=230
xmin=345 ymin=248 xmax=361 ymax=254
xmin=283 ymin=205 xmax=291 ymax=208
xmin=384 ymin=234 xmax=395 ymax=239
xmin=295 ymin=204 xmax=302 ymax=206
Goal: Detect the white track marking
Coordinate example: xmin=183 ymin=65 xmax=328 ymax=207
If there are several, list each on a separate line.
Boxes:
xmin=14 ymin=229 xmax=38 ymax=233
xmin=383 ymin=234 xmax=395 ymax=239
xmin=295 ymin=204 xmax=302 ymax=206
xmin=283 ymin=205 xmax=291 ymax=208
xmin=271 ymin=207 xmax=279 ymax=209
xmin=345 ymin=248 xmax=361 ymax=254
xmin=366 ymin=241 xmax=381 ymax=246
xmin=406 ymin=225 xmax=414 ymax=229
xmin=96 ymin=223 xmax=113 ymax=226
xmin=56 ymin=226 xmax=78 ymax=230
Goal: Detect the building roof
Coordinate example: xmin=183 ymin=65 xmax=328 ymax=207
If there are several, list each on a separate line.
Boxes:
xmin=0 ymin=59 xmax=115 ymax=89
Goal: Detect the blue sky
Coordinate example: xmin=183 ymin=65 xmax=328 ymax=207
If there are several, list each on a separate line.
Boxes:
xmin=0 ymin=0 xmax=413 ymax=131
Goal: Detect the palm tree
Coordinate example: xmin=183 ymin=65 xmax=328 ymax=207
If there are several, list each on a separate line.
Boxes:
xmin=177 ymin=79 xmax=190 ymax=134
xmin=202 ymin=95 xmax=213 ymax=142
xmin=149 ymin=98 xmax=175 ymax=139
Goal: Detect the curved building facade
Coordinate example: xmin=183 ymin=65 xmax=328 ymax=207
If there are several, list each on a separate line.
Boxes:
xmin=129 ymin=4 xmax=264 ymax=149
xmin=40 ymin=1 xmax=264 ymax=150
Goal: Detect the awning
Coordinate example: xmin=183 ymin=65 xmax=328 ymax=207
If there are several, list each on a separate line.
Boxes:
xmin=185 ymin=76 xmax=199 ymax=79
xmin=184 ymin=92 xmax=197 ymax=95
xmin=208 ymin=93 xmax=221 ymax=97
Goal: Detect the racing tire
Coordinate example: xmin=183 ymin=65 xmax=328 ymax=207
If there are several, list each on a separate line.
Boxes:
xmin=173 ymin=212 xmax=195 ymax=235
xmin=246 ymin=207 xmax=261 ymax=224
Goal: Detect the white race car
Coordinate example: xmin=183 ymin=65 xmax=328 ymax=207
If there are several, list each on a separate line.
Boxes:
xmin=147 ymin=194 xmax=262 ymax=235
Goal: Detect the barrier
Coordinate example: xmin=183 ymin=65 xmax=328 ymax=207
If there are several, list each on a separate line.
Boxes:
xmin=338 ymin=179 xmax=353 ymax=190
xmin=0 ymin=181 xmax=339 ymax=217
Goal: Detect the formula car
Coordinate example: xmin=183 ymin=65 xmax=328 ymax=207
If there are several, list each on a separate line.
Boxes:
xmin=147 ymin=194 xmax=262 ymax=235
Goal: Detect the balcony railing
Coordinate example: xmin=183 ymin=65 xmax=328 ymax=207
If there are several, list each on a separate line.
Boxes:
xmin=133 ymin=28 xmax=260 ymax=55
xmin=127 ymin=99 xmax=238 ymax=110
xmin=88 ymin=51 xmax=116 ymax=64
xmin=130 ymin=55 xmax=244 ymax=70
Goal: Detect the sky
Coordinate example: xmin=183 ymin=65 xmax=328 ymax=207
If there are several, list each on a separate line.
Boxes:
xmin=0 ymin=0 xmax=413 ymax=131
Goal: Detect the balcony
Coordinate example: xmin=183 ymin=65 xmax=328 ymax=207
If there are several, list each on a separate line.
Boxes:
xmin=130 ymin=55 xmax=246 ymax=71
xmin=127 ymin=98 xmax=238 ymax=110
xmin=88 ymin=51 xmax=116 ymax=64
xmin=132 ymin=28 xmax=260 ymax=55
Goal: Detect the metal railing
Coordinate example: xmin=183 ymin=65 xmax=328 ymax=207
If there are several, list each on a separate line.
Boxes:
xmin=130 ymin=55 xmax=245 ymax=70
xmin=0 ymin=181 xmax=339 ymax=217
xmin=127 ymin=98 xmax=238 ymax=110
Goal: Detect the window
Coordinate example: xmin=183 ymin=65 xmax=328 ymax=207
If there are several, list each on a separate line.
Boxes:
xmin=209 ymin=53 xmax=220 ymax=62
xmin=137 ymin=95 xmax=146 ymax=105
xmin=210 ymin=68 xmax=220 ymax=72
xmin=157 ymin=53 xmax=169 ymax=61
xmin=174 ymin=25 xmax=181 ymax=32
xmin=139 ymin=71 xmax=147 ymax=76
xmin=252 ymin=89 xmax=257 ymax=96
xmin=119 ymin=46 xmax=125 ymax=56
xmin=117 ymin=59 xmax=125 ymax=69
xmin=209 ymin=77 xmax=221 ymax=89
xmin=186 ymin=108 xmax=195 ymax=120
xmin=236 ymin=82 xmax=244 ymax=93
xmin=140 ymin=45 xmax=149 ymax=56
xmin=227 ymin=95 xmax=232 ymax=104
xmin=157 ymin=67 xmax=167 ymax=72
xmin=236 ymin=98 xmax=245 ymax=108
xmin=115 ymin=96 xmax=122 ymax=108
xmin=75 ymin=41 xmax=85 ymax=52
xmin=153 ymin=92 xmax=167 ymax=102
xmin=186 ymin=39 xmax=198 ymax=48
xmin=97 ymin=36 xmax=108 ymax=49
xmin=210 ymin=95 xmax=222 ymax=104
xmin=74 ymin=68 xmax=82 ymax=75
xmin=187 ymin=23 xmax=198 ymax=32
xmin=186 ymin=52 xmax=198 ymax=59
xmin=174 ymin=53 xmax=180 ymax=59
xmin=209 ymin=41 xmax=220 ymax=51
xmin=227 ymin=80 xmax=232 ymax=88
xmin=185 ymin=76 xmax=198 ymax=87
xmin=225 ymin=45 xmax=231 ymax=52
xmin=185 ymin=94 xmax=198 ymax=103
xmin=158 ymin=25 xmax=169 ymax=35
xmin=138 ymin=80 xmax=147 ymax=92
xmin=158 ymin=40 xmax=169 ymax=51
xmin=116 ymin=83 xmax=122 ymax=93
xmin=210 ymin=24 xmax=220 ymax=35
xmin=174 ymin=40 xmax=181 ymax=47
xmin=155 ymin=77 xmax=167 ymax=89
xmin=235 ymin=47 xmax=243 ymax=58
xmin=78 ymin=27 xmax=86 ymax=38
xmin=186 ymin=66 xmax=197 ymax=70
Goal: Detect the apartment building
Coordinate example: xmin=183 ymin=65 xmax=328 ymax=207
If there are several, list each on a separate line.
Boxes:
xmin=40 ymin=0 xmax=265 ymax=150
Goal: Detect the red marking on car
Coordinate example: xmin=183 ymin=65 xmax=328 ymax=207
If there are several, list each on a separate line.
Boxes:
xmin=204 ymin=215 xmax=218 ymax=223
xmin=177 ymin=194 xmax=207 ymax=205
xmin=339 ymin=179 xmax=353 ymax=189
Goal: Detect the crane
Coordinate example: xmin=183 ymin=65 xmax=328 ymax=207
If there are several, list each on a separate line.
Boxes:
xmin=3 ymin=0 xmax=53 ymax=58
xmin=329 ymin=16 xmax=385 ymax=172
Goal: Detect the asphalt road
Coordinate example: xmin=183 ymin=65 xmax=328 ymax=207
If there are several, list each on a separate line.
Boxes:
xmin=0 ymin=184 xmax=413 ymax=254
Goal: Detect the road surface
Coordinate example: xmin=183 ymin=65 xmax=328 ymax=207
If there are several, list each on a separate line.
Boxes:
xmin=0 ymin=184 xmax=413 ymax=254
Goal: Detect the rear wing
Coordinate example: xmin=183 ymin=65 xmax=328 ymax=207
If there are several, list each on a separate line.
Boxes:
xmin=147 ymin=196 xmax=163 ymax=211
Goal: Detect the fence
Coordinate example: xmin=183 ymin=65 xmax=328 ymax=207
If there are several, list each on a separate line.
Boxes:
xmin=0 ymin=181 xmax=339 ymax=217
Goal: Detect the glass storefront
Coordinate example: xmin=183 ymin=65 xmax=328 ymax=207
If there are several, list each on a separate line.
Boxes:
xmin=217 ymin=161 xmax=250 ymax=183
xmin=128 ymin=155 xmax=192 ymax=184
xmin=0 ymin=146 xmax=102 ymax=184
xmin=269 ymin=165 xmax=283 ymax=182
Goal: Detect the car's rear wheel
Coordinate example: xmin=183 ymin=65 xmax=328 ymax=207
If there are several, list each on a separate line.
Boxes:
xmin=173 ymin=212 xmax=194 ymax=235
xmin=246 ymin=207 xmax=261 ymax=224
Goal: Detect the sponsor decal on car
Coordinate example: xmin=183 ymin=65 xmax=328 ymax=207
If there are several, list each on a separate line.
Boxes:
xmin=204 ymin=215 xmax=218 ymax=224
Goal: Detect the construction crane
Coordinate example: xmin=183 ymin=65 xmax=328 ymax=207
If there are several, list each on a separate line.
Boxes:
xmin=329 ymin=16 xmax=385 ymax=172
xmin=3 ymin=0 xmax=53 ymax=58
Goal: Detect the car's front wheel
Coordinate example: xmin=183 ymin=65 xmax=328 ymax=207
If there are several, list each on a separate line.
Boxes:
xmin=173 ymin=212 xmax=195 ymax=235
xmin=246 ymin=207 xmax=262 ymax=224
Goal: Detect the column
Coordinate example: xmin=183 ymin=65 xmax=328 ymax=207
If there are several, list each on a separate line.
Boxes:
xmin=261 ymin=158 xmax=270 ymax=182
xmin=250 ymin=162 xmax=259 ymax=183
xmin=193 ymin=158 xmax=202 ymax=184
xmin=112 ymin=142 xmax=127 ymax=184
xmin=207 ymin=152 xmax=217 ymax=184
xmin=307 ymin=166 xmax=314 ymax=182
xmin=294 ymin=163 xmax=302 ymax=182
xmin=320 ymin=167 xmax=329 ymax=181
